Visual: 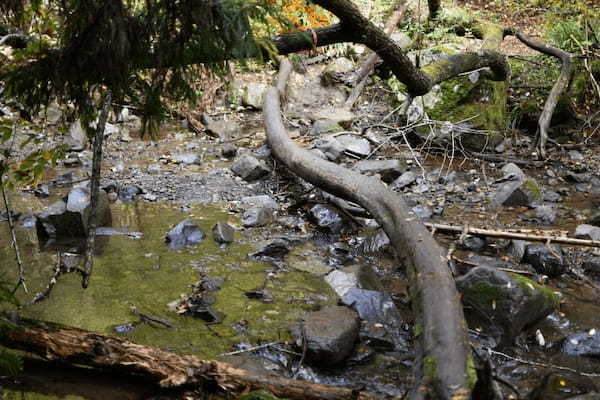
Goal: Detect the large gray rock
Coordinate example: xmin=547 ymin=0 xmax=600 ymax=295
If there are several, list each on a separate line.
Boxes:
xmin=456 ymin=266 xmax=559 ymax=342
xmin=201 ymin=114 xmax=240 ymax=140
xmin=36 ymin=187 xmax=111 ymax=239
xmin=230 ymin=154 xmax=270 ymax=181
xmin=524 ymin=244 xmax=566 ymax=278
xmin=308 ymin=204 xmax=351 ymax=235
xmin=353 ymin=159 xmax=406 ymax=183
xmin=490 ymin=178 xmax=543 ymax=208
xmin=336 ymin=135 xmax=371 ymax=158
xmin=65 ymin=120 xmax=87 ymax=151
xmin=292 ymin=306 xmax=360 ymax=365
xmin=312 ymin=136 xmax=345 ymax=161
xmin=391 ymin=171 xmax=417 ymax=190
xmin=172 ymin=153 xmax=202 ymax=165
xmin=212 ymin=222 xmax=235 ymax=244
xmin=575 ymin=224 xmax=600 ymax=241
xmin=241 ymin=206 xmax=274 ymax=227
xmin=165 ymin=220 xmax=205 ymax=249
xmin=241 ymin=82 xmax=269 ymax=109
xmin=312 ymin=108 xmax=356 ymax=129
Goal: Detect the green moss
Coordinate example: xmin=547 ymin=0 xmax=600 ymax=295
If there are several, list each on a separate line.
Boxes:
xmin=466 ymin=356 xmax=478 ymax=390
xmin=423 ymin=355 xmax=437 ymax=379
xmin=510 ymin=273 xmax=560 ymax=309
xmin=522 ymin=178 xmax=542 ymax=201
xmin=414 ymin=322 xmax=423 ymax=338
xmin=463 ymin=281 xmax=505 ymax=307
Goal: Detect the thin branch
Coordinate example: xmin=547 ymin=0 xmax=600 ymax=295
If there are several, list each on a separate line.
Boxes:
xmin=2 ymin=175 xmax=27 ymax=294
xmin=82 ymin=90 xmax=112 ymax=289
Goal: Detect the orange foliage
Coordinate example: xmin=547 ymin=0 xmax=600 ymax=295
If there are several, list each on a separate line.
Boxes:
xmin=268 ymin=0 xmax=332 ymax=32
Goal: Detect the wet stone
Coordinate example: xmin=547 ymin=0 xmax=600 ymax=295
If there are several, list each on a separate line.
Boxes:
xmin=249 ymin=238 xmax=293 ymax=264
xmin=575 ymin=224 xmax=600 ymax=241
xmin=563 ymin=329 xmax=600 ymax=358
xmin=523 ymin=244 xmax=565 ymax=278
xmin=308 ymin=204 xmax=351 ymax=235
xmin=583 ymin=257 xmax=600 ymax=280
xmin=212 ymin=222 xmax=234 ymax=244
xmin=391 ymin=171 xmax=417 ymax=190
xmin=165 ymin=220 xmax=205 ymax=249
xmin=456 ymin=266 xmax=559 ymax=341
xmin=292 ymin=306 xmax=360 ymax=365
xmin=34 ymin=184 xmax=50 ymax=198
xmin=241 ymin=206 xmax=274 ymax=228
xmin=543 ymin=189 xmax=562 ymax=203
xmin=535 ymin=205 xmax=556 ymax=225
xmin=325 ymin=269 xmax=359 ymax=298
xmin=586 ymin=213 xmax=600 ymax=227
xmin=327 ymin=242 xmax=352 ymax=265
xmin=342 ymin=288 xmax=403 ymax=325
xmin=119 ymin=184 xmax=143 ymax=201
xmin=460 ymin=235 xmax=486 ymax=251
xmin=221 ymin=144 xmax=238 ymax=158
xmin=230 ymin=154 xmax=270 ymax=181
xmin=359 ymin=230 xmax=390 ymax=254
xmin=411 ymin=205 xmax=432 ymax=220
xmin=490 ymin=178 xmax=542 ymax=208
xmin=352 ymin=159 xmax=406 ymax=183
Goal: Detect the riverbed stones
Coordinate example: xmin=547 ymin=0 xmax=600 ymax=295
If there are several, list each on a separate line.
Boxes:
xmin=575 ymin=224 xmax=600 ymax=241
xmin=230 ymin=153 xmax=270 ymax=181
xmin=490 ymin=163 xmax=542 ymax=208
xmin=523 ymin=244 xmax=566 ymax=278
xmin=535 ymin=205 xmax=557 ymax=225
xmin=118 ymin=184 xmax=143 ymax=201
xmin=312 ymin=136 xmax=345 ymax=161
xmin=36 ymin=187 xmax=111 ymax=239
xmin=308 ymin=204 xmax=350 ymax=235
xmin=212 ymin=222 xmax=234 ymax=244
xmin=563 ymin=329 xmax=600 ymax=358
xmin=336 ymin=135 xmax=370 ymax=158
xmin=241 ymin=82 xmax=269 ymax=109
xmin=165 ymin=220 xmax=205 ymax=249
xmin=65 ymin=120 xmax=87 ymax=151
xmin=171 ymin=153 xmax=202 ymax=165
xmin=360 ymin=230 xmax=391 ymax=254
xmin=456 ymin=266 xmax=559 ymax=341
xmin=201 ymin=114 xmax=240 ymax=140
xmin=239 ymin=195 xmax=278 ymax=211
xmin=352 ymin=159 xmax=406 ymax=183
xmin=391 ymin=170 xmax=417 ymax=190
xmin=292 ymin=306 xmax=360 ymax=365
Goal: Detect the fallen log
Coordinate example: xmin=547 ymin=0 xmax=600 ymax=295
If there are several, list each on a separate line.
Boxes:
xmin=0 ymin=316 xmax=390 ymax=400
xmin=265 ymin=59 xmax=472 ymax=399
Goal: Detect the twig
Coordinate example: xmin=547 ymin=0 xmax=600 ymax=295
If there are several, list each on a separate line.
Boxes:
xmin=131 ymin=307 xmax=176 ymax=330
xmin=82 ymin=90 xmax=112 ymax=289
xmin=2 ymin=175 xmax=27 ymax=294
xmin=216 ymin=342 xmax=280 ymax=358
xmin=424 ymin=222 xmax=600 ymax=248
xmin=486 ymin=347 xmax=600 ymax=378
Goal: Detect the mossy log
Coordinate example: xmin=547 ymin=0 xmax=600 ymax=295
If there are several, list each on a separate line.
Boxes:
xmin=265 ymin=59 xmax=472 ymax=400
xmin=0 ymin=316 xmax=389 ymax=400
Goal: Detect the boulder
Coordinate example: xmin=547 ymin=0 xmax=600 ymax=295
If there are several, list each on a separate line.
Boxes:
xmin=308 ymin=204 xmax=351 ymax=235
xmin=36 ymin=187 xmax=111 ymax=239
xmin=312 ymin=136 xmax=345 ymax=161
xmin=523 ymin=244 xmax=566 ymax=278
xmin=65 ymin=120 xmax=87 ymax=152
xmin=230 ymin=154 xmax=270 ymax=181
xmin=165 ymin=220 xmax=205 ymax=249
xmin=202 ymin=114 xmax=240 ymax=140
xmin=456 ymin=266 xmax=560 ymax=341
xmin=490 ymin=177 xmax=543 ymax=208
xmin=241 ymin=82 xmax=269 ymax=109
xmin=575 ymin=224 xmax=600 ymax=241
xmin=352 ymin=159 xmax=406 ymax=183
xmin=292 ymin=306 xmax=360 ymax=365
xmin=336 ymin=135 xmax=370 ymax=158
xmin=212 ymin=222 xmax=235 ymax=244
xmin=391 ymin=171 xmax=417 ymax=190
xmin=118 ymin=185 xmax=143 ymax=201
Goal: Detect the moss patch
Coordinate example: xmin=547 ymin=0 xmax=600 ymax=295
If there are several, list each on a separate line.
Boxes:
xmin=510 ymin=273 xmax=560 ymax=309
xmin=423 ymin=355 xmax=437 ymax=379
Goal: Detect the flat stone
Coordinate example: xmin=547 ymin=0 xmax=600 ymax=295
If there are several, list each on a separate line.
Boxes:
xmin=312 ymin=108 xmax=356 ymax=129
xmin=575 ymin=224 xmax=600 ymax=241
xmin=312 ymin=136 xmax=345 ymax=161
xmin=172 ymin=153 xmax=202 ymax=165
xmin=240 ymin=195 xmax=278 ymax=211
xmin=241 ymin=206 xmax=273 ymax=227
xmin=325 ymin=269 xmax=359 ymax=297
xmin=336 ymin=135 xmax=371 ymax=158
xmin=353 ymin=159 xmax=406 ymax=183
xmin=242 ymin=82 xmax=269 ymax=109
xmin=310 ymin=119 xmax=344 ymax=136
xmin=391 ymin=171 xmax=417 ymax=190
xmin=165 ymin=220 xmax=205 ymax=249
xmin=202 ymin=114 xmax=240 ymax=140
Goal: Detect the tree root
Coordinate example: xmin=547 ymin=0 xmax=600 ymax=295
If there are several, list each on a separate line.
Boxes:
xmin=265 ymin=58 xmax=471 ymax=399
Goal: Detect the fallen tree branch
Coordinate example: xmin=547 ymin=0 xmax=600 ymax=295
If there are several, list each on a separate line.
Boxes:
xmin=344 ymin=0 xmax=409 ymax=110
xmin=507 ymin=29 xmax=575 ymax=158
xmin=0 ymin=316 xmax=389 ymax=400
xmin=424 ymin=222 xmax=600 ymax=248
xmin=265 ymin=59 xmax=471 ymax=399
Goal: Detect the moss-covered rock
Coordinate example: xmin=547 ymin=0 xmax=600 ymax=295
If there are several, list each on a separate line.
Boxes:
xmin=456 ymin=266 xmax=559 ymax=342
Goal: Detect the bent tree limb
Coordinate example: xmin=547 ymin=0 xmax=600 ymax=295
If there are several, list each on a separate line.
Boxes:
xmin=506 ymin=30 xmax=575 ymax=158
xmin=265 ymin=59 xmax=471 ymax=399
xmin=0 ymin=316 xmax=387 ymax=400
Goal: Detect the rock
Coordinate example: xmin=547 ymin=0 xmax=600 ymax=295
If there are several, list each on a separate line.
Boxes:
xmin=320 ymin=57 xmax=355 ymax=87
xmin=308 ymin=204 xmax=351 ymax=235
xmin=312 ymin=108 xmax=355 ymax=129
xmin=241 ymin=82 xmax=269 ymax=109
xmin=490 ymin=178 xmax=542 ymax=208
xmin=212 ymin=222 xmax=234 ymax=244
xmin=529 ymin=373 xmax=599 ymax=400
xmin=310 ymin=119 xmax=344 ymax=136
xmin=253 ymin=145 xmax=271 ymax=161
xmin=586 ymin=213 xmax=600 ymax=227
xmin=535 ymin=205 xmax=557 ymax=225
xmin=312 ymin=136 xmax=345 ymax=161
xmin=202 ymin=114 xmax=240 ymax=140
xmin=165 ymin=220 xmax=205 ymax=249
xmin=508 ymin=239 xmax=527 ymax=262
xmin=456 ymin=266 xmax=559 ymax=341
xmin=241 ymin=206 xmax=274 ymax=227
xmin=583 ymin=257 xmax=600 ymax=280
xmin=460 ymin=235 xmax=486 ymax=251
xmin=501 ymin=162 xmax=526 ymax=181
xmin=325 ymin=270 xmax=359 ymax=297
xmin=352 ymin=159 xmax=406 ymax=183
xmin=360 ymin=230 xmax=390 ymax=254
xmin=390 ymin=32 xmax=412 ymax=48
xmin=65 ymin=120 xmax=87 ymax=151
xmin=391 ymin=171 xmax=417 ymax=190
xmin=575 ymin=224 xmax=600 ymax=241
xmin=36 ymin=187 xmax=111 ymax=239
xmin=34 ymin=184 xmax=50 ymax=198
xmin=342 ymin=288 xmax=402 ymax=325
xmin=411 ymin=205 xmax=432 ymax=220
xmin=524 ymin=244 xmax=566 ymax=277
xmin=240 ymin=195 xmax=278 ymax=211
xmin=230 ymin=154 xmax=270 ymax=181
xmin=543 ymin=189 xmax=562 ymax=203
xmin=118 ymin=185 xmax=143 ymax=201
xmin=563 ymin=329 xmax=600 ymax=358
xmin=221 ymin=144 xmax=238 ymax=158
xmin=249 ymin=238 xmax=292 ymax=264
xmin=172 ymin=153 xmax=202 ymax=165
xmin=292 ymin=306 xmax=359 ymax=365
xmin=278 ymin=216 xmax=305 ymax=231
xmin=568 ymin=150 xmax=584 ymax=161
xmin=336 ymin=135 xmax=370 ymax=158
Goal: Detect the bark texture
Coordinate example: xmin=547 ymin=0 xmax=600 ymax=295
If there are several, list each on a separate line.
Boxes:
xmin=1 ymin=317 xmax=389 ymax=400
xmin=264 ymin=59 xmax=472 ymax=400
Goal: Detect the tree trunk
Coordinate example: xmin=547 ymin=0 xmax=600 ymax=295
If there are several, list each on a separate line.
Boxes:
xmin=265 ymin=59 xmax=472 ymax=400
